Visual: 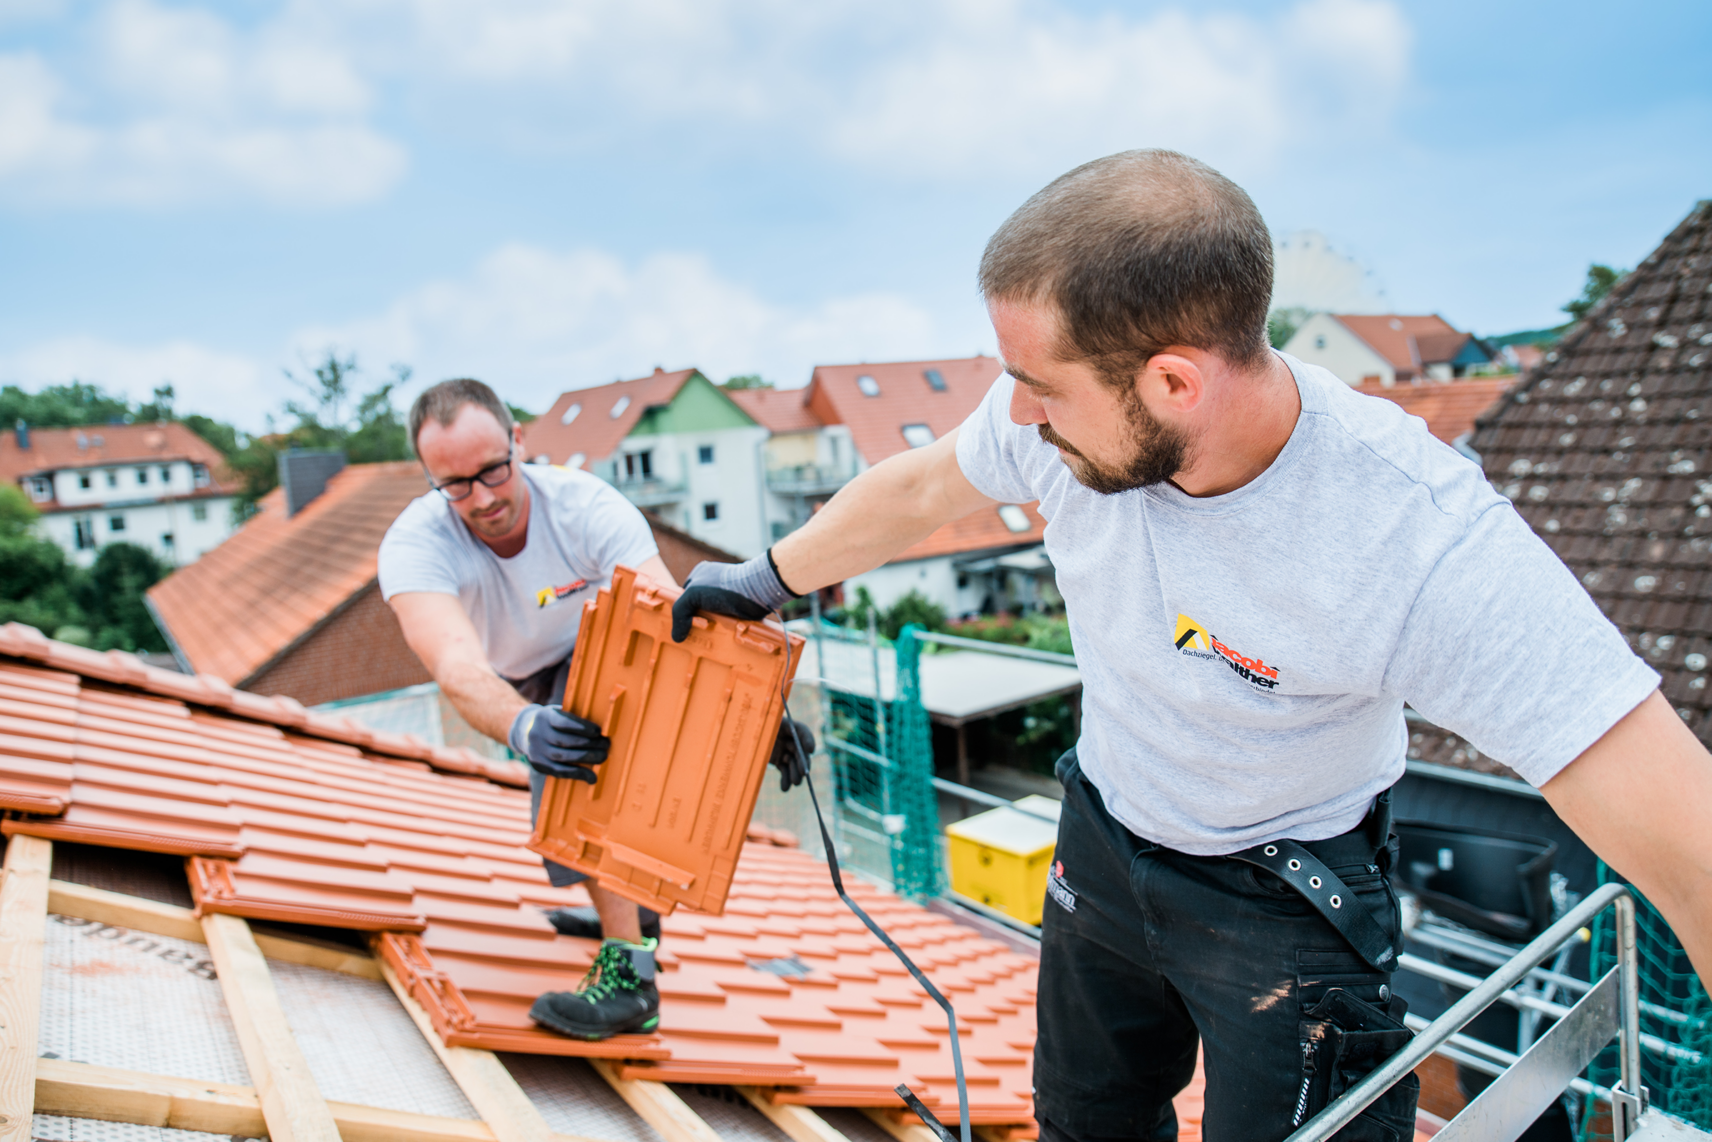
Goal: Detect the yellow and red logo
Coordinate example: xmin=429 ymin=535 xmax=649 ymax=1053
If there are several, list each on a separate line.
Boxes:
xmin=1173 ymin=612 xmax=1280 ymax=690
xmin=535 ymin=579 xmax=588 ymax=608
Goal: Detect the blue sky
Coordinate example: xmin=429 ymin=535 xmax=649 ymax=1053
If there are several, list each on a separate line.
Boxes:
xmin=1 ymin=0 xmax=1708 ymax=430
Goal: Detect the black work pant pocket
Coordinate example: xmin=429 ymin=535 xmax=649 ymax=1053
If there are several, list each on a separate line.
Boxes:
xmin=1295 ymin=989 xmax=1419 ymax=1142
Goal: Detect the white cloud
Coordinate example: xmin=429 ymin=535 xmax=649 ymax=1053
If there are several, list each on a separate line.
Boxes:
xmin=0 ymin=336 xmax=267 ymax=426
xmin=0 ymin=0 xmax=402 ymax=206
xmin=293 ymin=242 xmax=947 ymax=411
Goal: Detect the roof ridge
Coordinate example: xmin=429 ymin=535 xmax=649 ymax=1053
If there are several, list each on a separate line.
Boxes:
xmin=0 ymin=621 xmax=527 ymax=788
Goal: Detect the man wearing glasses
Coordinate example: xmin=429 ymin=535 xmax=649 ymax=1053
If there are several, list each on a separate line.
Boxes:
xmin=380 ymin=377 xmax=674 ymax=1042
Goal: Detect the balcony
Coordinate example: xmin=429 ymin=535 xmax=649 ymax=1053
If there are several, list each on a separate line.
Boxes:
xmin=612 ymin=477 xmax=688 ymax=508
xmin=765 ymin=464 xmax=852 ymax=497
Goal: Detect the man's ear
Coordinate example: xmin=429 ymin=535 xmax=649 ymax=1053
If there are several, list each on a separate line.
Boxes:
xmin=1141 ymin=352 xmax=1205 ymax=413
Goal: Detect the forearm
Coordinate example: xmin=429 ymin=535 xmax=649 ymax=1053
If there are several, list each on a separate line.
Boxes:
xmin=435 ymin=658 xmax=529 ymax=744
xmin=772 ymin=432 xmax=990 ymax=594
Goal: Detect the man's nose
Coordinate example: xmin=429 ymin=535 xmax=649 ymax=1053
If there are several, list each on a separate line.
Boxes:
xmin=466 ymin=480 xmax=499 ymax=511
xmin=1009 ymin=382 xmax=1046 ymax=426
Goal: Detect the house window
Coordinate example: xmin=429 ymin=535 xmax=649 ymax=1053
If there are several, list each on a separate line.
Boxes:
xmin=698 ymin=445 xmax=715 ymax=465
xmin=561 ymin=402 xmax=582 ymax=425
xmin=135 ymin=466 xmax=149 ymax=484
xmin=159 ymin=464 xmax=172 ymax=481
xmin=610 ymin=395 xmax=631 ymax=418
xmin=1314 ymin=335 xmax=1326 ymax=349
xmin=108 ymin=513 xmax=126 ymax=533
xmin=26 ymin=477 xmax=51 ymax=502
xmin=997 ymin=504 xmax=1031 ymax=533
xmin=565 ymin=452 xmax=586 ymax=470
xmin=192 ymin=464 xmax=210 ymax=488
xmin=191 ymin=503 xmax=208 ymax=522
xmin=901 ymin=424 xmax=936 ymax=449
xmin=924 ymin=369 xmax=946 ymax=391
xmin=78 ymin=472 xmax=92 ymax=490
xmin=622 ymin=451 xmax=653 ymax=480
xmin=856 ymin=374 xmax=881 ymax=397
xmin=105 ymin=470 xmax=118 ymax=488
xmin=702 ymin=502 xmax=719 ymax=522
xmin=73 ymin=518 xmax=95 ymax=550
xmin=161 ymin=533 xmax=174 ymax=550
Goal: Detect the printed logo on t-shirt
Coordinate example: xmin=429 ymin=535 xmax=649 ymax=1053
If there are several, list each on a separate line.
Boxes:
xmin=1173 ymin=612 xmax=1281 ymax=690
xmin=535 ymin=579 xmax=589 ymax=608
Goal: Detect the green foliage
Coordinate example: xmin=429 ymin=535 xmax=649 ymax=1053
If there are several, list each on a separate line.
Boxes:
xmin=506 ymin=403 xmax=537 ymax=425
xmin=180 ymin=413 xmax=239 ymax=456
xmin=77 ymin=543 xmax=169 ymax=652
xmin=0 ymin=381 xmax=133 ymax=427
xmin=1564 ymin=263 xmax=1625 ymax=321
xmin=346 ymin=381 xmax=411 ymax=464
xmin=948 ymin=611 xmax=1074 ymax=656
xmin=133 ymin=384 xmax=175 ymax=423
xmin=879 ymin=591 xmax=947 ymax=641
xmin=1267 ymin=306 xmax=1313 ymax=349
xmin=0 ymin=483 xmax=39 ymax=536
xmin=0 ymin=531 xmax=168 ymax=653
xmin=722 ymin=374 xmax=772 ymax=390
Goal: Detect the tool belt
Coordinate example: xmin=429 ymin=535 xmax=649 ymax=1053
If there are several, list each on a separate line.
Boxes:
xmin=1228 ymin=788 xmax=1399 ymax=972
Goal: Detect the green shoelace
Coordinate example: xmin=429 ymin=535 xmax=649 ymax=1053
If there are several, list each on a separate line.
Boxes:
xmin=576 ymin=941 xmax=645 ymax=1003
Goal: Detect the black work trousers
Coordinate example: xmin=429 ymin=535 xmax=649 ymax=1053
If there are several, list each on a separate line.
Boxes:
xmin=1034 ymin=751 xmax=1419 ymax=1142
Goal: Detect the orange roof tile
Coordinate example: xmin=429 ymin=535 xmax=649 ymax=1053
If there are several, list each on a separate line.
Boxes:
xmin=146 ymin=461 xmax=429 ymax=686
xmin=1332 ymin=315 xmax=1462 ymax=374
xmin=0 ymin=623 xmax=1040 ymax=1126
xmin=1354 ymin=376 xmax=1515 ymax=445
xmin=725 ymin=388 xmax=825 ymax=434
xmin=806 ymin=357 xmax=1003 ymax=467
xmin=521 ymin=369 xmax=700 ymax=468
xmin=0 ymin=421 xmax=235 ymax=505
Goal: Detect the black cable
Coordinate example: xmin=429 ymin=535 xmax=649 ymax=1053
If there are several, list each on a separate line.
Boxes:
xmin=775 ymin=627 xmax=970 ymax=1142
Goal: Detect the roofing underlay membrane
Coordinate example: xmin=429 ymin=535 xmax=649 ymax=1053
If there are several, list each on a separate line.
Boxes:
xmin=0 ymin=625 xmax=1042 ymax=1130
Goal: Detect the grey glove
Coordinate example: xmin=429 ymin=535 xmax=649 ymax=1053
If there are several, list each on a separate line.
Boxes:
xmin=670 ymin=551 xmax=799 ymax=642
xmin=509 ymin=704 xmax=609 ymax=783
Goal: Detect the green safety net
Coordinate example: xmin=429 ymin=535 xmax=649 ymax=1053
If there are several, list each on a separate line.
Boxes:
xmin=1582 ymin=864 xmax=1712 ymax=1137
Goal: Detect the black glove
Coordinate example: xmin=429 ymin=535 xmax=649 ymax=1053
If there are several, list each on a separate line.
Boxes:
xmin=671 ymin=552 xmax=799 ymax=642
xmin=771 ymin=717 xmax=815 ymax=792
xmin=509 ymin=704 xmax=610 ymax=783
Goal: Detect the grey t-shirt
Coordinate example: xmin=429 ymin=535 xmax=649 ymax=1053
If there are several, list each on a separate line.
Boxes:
xmin=377 ymin=464 xmax=658 ymax=680
xmin=955 ymin=353 xmax=1658 ymax=855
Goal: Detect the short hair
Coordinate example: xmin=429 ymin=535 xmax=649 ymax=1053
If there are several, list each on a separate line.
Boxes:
xmin=408 ymin=378 xmax=514 ymax=452
xmin=979 ymin=150 xmax=1273 ymax=381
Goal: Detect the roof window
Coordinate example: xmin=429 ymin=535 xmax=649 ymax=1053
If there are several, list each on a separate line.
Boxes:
xmin=856 ymin=375 xmax=880 ymax=397
xmin=901 ymin=424 xmax=936 ymax=449
xmin=998 ymin=504 xmax=1031 ymax=533
xmin=561 ymin=402 xmax=582 ymax=425
xmin=924 ymin=369 xmax=946 ymax=391
xmin=566 ymin=452 xmax=586 ymax=470
xmin=610 ymin=396 xmax=631 ymax=418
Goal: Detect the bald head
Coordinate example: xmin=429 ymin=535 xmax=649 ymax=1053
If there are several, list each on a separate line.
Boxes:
xmin=980 ymin=150 xmax=1273 ymax=381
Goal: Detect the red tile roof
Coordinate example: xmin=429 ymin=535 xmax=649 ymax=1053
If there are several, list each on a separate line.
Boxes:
xmin=1334 ymin=315 xmax=1463 ymax=374
xmin=520 ymin=369 xmax=700 ymax=468
xmin=725 ymin=388 xmax=825 ymax=434
xmin=0 ymin=422 xmax=235 ymax=505
xmin=0 ymin=623 xmax=1040 ymax=1125
xmin=147 ymin=461 xmax=430 ymax=687
xmin=806 ymin=357 xmax=1004 ymax=467
xmin=1354 ymin=377 xmax=1515 ymax=445
xmin=894 ymin=504 xmax=1047 ymax=563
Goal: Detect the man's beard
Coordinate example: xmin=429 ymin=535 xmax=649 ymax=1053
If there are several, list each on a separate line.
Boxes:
xmin=1038 ymin=390 xmax=1191 ymax=495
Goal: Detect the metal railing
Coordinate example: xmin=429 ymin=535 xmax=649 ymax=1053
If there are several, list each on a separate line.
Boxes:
xmin=909 ymin=628 xmax=1077 ymax=666
xmin=1287 ymin=882 xmax=1648 ymax=1142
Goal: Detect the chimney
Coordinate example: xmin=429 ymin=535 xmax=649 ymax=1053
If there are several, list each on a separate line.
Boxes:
xmin=277 ymin=449 xmax=347 ymax=518
xmin=13 ymin=419 xmax=27 ymax=449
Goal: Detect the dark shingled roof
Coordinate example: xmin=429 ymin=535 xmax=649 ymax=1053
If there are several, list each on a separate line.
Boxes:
xmin=1466 ymin=198 xmax=1712 ymax=749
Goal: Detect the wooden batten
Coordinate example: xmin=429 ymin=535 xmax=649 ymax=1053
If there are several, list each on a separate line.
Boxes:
xmin=589 ymin=1059 xmax=724 ymax=1142
xmin=737 ymin=1087 xmax=852 ymax=1142
xmin=0 ymin=835 xmax=53 ymax=1142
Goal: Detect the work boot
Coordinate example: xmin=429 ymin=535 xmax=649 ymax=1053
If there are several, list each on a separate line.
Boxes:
xmin=529 ymin=938 xmax=660 ymax=1041
xmin=545 ymin=905 xmax=662 ymax=942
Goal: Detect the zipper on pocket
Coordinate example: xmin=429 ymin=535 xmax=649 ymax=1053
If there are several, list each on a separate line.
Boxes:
xmin=1293 ymin=1038 xmax=1317 ymax=1126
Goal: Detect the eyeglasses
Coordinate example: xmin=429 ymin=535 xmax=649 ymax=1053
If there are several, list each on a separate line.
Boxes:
xmin=432 ymin=452 xmax=513 ymax=502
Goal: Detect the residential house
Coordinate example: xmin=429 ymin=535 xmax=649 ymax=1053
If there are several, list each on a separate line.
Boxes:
xmin=1356 ymin=374 xmax=1515 ymax=458
xmin=0 ymin=420 xmax=237 ymax=567
xmin=733 ymin=356 xmax=1051 ymax=617
xmin=519 ymin=368 xmax=771 ymax=558
xmin=1285 ymin=313 xmax=1497 ymax=386
xmin=145 ymin=453 xmax=737 ymax=739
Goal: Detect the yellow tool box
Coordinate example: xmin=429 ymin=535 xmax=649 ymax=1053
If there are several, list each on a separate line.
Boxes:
xmin=944 ymin=794 xmax=1061 ymax=926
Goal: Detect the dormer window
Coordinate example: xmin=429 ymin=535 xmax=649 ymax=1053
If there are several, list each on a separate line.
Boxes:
xmin=610 ymin=396 xmax=631 ymax=418
xmin=561 ymin=403 xmax=582 ymax=425
xmin=901 ymin=424 xmax=936 ymax=449
xmin=924 ymin=369 xmax=946 ymax=392
xmin=857 ymin=375 xmax=880 ymax=397
xmin=192 ymin=464 xmax=210 ymax=488
xmin=26 ymin=477 xmax=51 ymax=502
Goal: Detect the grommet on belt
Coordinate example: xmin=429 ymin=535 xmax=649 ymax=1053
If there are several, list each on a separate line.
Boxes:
xmin=1288 ymin=859 xmax=1302 ymax=871
xmin=1264 ymin=845 xmax=1278 ymax=856
xmin=1309 ymin=876 xmax=1322 ymax=889
xmin=1330 ymin=895 xmax=1342 ymax=908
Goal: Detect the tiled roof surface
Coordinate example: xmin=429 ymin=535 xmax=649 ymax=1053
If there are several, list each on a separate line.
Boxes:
xmin=893 ymin=503 xmax=1048 ymax=564
xmin=146 ymin=461 xmax=430 ymax=686
xmin=806 ymin=357 xmax=1003 ymax=467
xmin=0 ymin=422 xmax=235 ymax=502
xmin=1354 ymin=376 xmax=1515 ymax=445
xmin=1335 ymin=315 xmax=1462 ymax=373
xmin=1468 ymin=200 xmax=1712 ymax=744
xmin=521 ymin=369 xmax=699 ymax=467
xmin=0 ymin=624 xmax=1040 ymax=1126
xmin=726 ymin=387 xmax=825 ymax=434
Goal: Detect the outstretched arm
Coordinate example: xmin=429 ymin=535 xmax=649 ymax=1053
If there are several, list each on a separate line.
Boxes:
xmin=1541 ymin=689 xmax=1712 ymax=981
xmin=390 ymin=591 xmax=527 ymax=742
xmin=771 ymin=427 xmax=996 ymax=594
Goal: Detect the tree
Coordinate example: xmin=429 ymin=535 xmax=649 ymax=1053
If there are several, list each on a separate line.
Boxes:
xmin=507 ymin=403 xmax=537 ymax=425
xmin=0 ymin=381 xmax=132 ymax=427
xmin=723 ymin=374 xmax=772 ymax=390
xmin=1564 ymin=264 xmax=1625 ymax=322
xmin=882 ymin=591 xmax=948 ymax=641
xmin=134 ymin=384 xmax=175 ymax=423
xmin=1267 ymin=307 xmax=1312 ymax=349
xmin=77 ymin=544 xmax=169 ymax=653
